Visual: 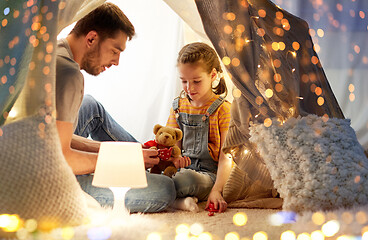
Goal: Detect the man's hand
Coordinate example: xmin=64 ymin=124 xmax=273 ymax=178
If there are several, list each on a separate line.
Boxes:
xmin=172 ymin=156 xmax=191 ymax=169
xmin=142 ymin=148 xmax=160 ymax=169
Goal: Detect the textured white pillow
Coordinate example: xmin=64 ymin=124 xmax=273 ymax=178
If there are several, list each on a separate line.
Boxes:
xmin=249 ymin=114 xmax=368 ymax=212
xmin=0 ymin=116 xmax=87 ymax=227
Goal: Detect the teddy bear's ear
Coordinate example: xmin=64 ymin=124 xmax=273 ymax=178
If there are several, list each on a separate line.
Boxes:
xmin=175 ymin=128 xmax=183 ymax=141
xmin=153 ymin=124 xmax=163 ymax=135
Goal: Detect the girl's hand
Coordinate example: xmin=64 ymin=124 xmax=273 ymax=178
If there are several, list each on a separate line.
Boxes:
xmin=172 ymin=155 xmax=191 ymax=169
xmin=205 ymin=190 xmax=227 ymax=213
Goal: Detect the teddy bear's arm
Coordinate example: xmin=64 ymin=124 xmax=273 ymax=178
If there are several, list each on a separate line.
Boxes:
xmin=171 ymin=145 xmax=181 ymax=158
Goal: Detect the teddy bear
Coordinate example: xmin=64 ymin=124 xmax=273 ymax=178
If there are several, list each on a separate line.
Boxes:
xmin=144 ymin=124 xmax=183 ymax=178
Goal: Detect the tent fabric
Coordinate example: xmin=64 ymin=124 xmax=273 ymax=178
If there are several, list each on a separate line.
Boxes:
xmin=277 ymin=1 xmax=368 ymax=152
xmin=166 ymin=0 xmax=351 ymax=208
xmin=194 ymin=0 xmax=367 ymax=208
xmin=0 ymin=0 xmax=104 ymax=227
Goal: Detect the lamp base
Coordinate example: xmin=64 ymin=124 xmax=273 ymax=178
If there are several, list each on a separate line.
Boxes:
xmin=110 ymin=187 xmax=131 ymax=216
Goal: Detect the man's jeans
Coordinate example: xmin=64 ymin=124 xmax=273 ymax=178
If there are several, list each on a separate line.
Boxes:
xmin=74 ymin=95 xmax=175 ymax=213
xmin=74 ymin=94 xmax=137 ymax=142
xmin=76 ymin=173 xmax=175 ymax=213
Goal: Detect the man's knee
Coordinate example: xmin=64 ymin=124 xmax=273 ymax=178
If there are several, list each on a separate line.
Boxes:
xmin=80 ymin=94 xmax=104 ymax=115
xmin=148 ymin=173 xmax=176 ymax=203
xmin=82 ymin=94 xmax=97 ymax=105
xmin=125 ymin=173 xmax=176 ymax=213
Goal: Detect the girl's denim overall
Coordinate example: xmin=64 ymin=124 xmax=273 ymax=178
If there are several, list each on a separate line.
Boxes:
xmin=172 ymin=96 xmax=225 ymax=200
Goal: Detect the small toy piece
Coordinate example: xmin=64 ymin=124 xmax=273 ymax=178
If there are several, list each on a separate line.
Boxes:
xmin=144 ymin=124 xmax=183 ymax=178
xmin=205 ymin=202 xmax=219 ymax=216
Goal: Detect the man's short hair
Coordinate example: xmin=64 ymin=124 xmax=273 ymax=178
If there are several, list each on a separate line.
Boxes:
xmin=70 ymin=2 xmax=135 ymax=41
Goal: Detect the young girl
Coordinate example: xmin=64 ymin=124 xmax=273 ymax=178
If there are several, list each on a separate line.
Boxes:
xmin=167 ymin=42 xmax=232 ymax=212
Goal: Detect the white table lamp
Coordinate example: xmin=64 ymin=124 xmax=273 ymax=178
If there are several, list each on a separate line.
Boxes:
xmin=92 ymin=142 xmax=147 ymax=215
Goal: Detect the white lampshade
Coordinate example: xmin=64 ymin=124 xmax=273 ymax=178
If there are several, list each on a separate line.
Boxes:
xmin=92 ymin=142 xmax=147 ymax=188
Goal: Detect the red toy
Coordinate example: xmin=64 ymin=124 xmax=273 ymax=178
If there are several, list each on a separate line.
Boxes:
xmin=205 ymin=202 xmax=219 ymax=216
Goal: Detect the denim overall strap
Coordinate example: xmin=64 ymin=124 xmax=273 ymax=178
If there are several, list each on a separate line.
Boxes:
xmin=173 ymin=97 xmax=225 ymax=174
xmin=172 ymin=97 xmax=180 ymax=112
xmin=206 ymin=96 xmax=224 ymax=116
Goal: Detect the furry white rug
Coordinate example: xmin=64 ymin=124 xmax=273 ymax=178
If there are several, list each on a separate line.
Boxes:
xmin=8 ymin=203 xmax=368 ymax=239
xmin=16 ymin=208 xmax=162 ymax=240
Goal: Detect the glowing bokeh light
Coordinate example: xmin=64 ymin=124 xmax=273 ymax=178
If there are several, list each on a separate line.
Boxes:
xmin=359 ymin=11 xmax=366 ymax=19
xmin=317 ymin=97 xmax=324 ymax=106
xmin=279 ymin=42 xmax=286 ymax=50
xmin=317 ymin=29 xmax=324 ymax=37
xmin=222 ymin=57 xmax=231 ymax=65
xmin=269 ymin=212 xmax=283 ymax=226
xmin=1 ymin=214 xmax=21 ymax=232
xmin=356 ymin=211 xmax=367 ymax=224
xmin=310 ymin=230 xmax=324 ymax=240
xmin=61 ymin=227 xmax=74 ymax=240
xmin=232 ymin=58 xmax=240 ymax=67
xmin=281 ymin=230 xmax=296 ymax=240
xmin=349 ymin=93 xmax=355 ymax=102
xmin=314 ymin=87 xmax=322 ymax=96
xmin=273 ymin=59 xmax=282 ymax=68
xmin=0 ymin=214 xmax=12 ymax=228
xmin=321 ymin=220 xmax=340 ymax=237
xmin=274 ymin=73 xmax=282 ymax=82
xmin=197 ymin=232 xmax=212 ymax=240
xmin=292 ymin=41 xmax=300 ymax=51
xmin=275 ymin=83 xmax=283 ymax=92
xmin=16 ymin=228 xmax=29 ymax=240
xmin=269 ymin=212 xmax=296 ymax=226
xmin=265 ymin=89 xmax=273 ymax=98
xmin=264 ymin=118 xmax=272 ymax=127
xmin=233 ymin=88 xmax=242 ymax=98
xmin=224 ymin=25 xmax=233 ymax=34
xmin=225 ymin=232 xmax=240 ymax=240
xmin=87 ymin=227 xmax=112 ymax=240
xmin=276 ymin=11 xmax=283 ymax=20
xmin=147 ymin=232 xmax=162 ymax=240
xmin=296 ymin=233 xmax=311 ymax=240
xmin=4 ymin=7 xmax=10 ymax=15
xmin=255 ymin=96 xmax=264 ymax=105
xmin=257 ymin=28 xmax=266 ymax=37
xmin=311 ymin=56 xmax=319 ymax=65
xmin=341 ymin=212 xmax=354 ymax=224
xmin=348 ymin=84 xmax=355 ymax=92
xmin=253 ymin=231 xmax=268 ymax=240
xmin=175 ymin=233 xmax=189 ymax=240
xmin=362 ymin=231 xmax=368 ymax=240
xmin=336 ymin=236 xmax=352 ymax=240
xmin=233 ymin=212 xmax=248 ymax=226
xmin=190 ymin=223 xmax=203 ymax=236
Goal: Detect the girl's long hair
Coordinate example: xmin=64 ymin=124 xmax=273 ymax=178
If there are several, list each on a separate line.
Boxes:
xmin=177 ymin=42 xmax=227 ymax=99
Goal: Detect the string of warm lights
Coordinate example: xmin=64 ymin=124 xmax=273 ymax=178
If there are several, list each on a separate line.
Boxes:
xmin=1 ymin=0 xmax=368 ymax=239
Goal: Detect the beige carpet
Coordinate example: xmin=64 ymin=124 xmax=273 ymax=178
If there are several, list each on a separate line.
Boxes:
xmin=142 ymin=202 xmax=293 ymax=240
xmin=138 ymin=202 xmax=368 ymax=240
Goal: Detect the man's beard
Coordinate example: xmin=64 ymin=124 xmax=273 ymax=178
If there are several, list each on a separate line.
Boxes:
xmin=80 ymin=44 xmax=102 ymax=76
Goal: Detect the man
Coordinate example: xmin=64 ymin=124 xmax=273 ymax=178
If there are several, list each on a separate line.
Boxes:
xmin=56 ymin=2 xmax=176 ymax=213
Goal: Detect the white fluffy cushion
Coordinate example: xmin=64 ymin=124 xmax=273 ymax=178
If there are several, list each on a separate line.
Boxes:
xmin=249 ymin=114 xmax=368 ymax=212
xmin=0 ymin=116 xmax=87 ymax=226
